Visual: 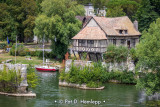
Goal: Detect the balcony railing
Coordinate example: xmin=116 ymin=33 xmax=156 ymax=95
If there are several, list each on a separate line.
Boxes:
xmin=72 ymin=46 xmax=106 ymax=53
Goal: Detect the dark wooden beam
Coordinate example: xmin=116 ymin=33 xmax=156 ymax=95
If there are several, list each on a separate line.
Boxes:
xmin=78 ymin=52 xmax=81 ymax=60
xmin=73 ymin=50 xmax=77 ymax=60
xmin=88 ymin=53 xmax=91 ymax=61
xmin=95 ymin=53 xmax=98 ymax=62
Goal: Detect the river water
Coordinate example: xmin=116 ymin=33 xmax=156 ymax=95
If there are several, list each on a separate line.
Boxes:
xmin=0 ymin=72 xmax=148 ymax=107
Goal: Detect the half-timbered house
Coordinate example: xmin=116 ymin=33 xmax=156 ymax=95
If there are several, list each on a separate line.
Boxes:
xmin=72 ymin=16 xmax=141 ymax=61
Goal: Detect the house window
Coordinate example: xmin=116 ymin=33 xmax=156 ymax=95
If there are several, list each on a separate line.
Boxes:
xmin=87 ymin=40 xmax=94 ymax=47
xmin=89 ymin=11 xmax=92 ymax=15
xmin=119 ymin=30 xmax=123 ymax=34
xmin=79 ymin=40 xmax=86 ymax=46
xmin=113 ymin=39 xmax=116 ymax=45
xmin=124 ymin=30 xmax=128 ymax=34
xmin=119 ymin=30 xmax=128 ymax=34
xmin=121 ymin=39 xmax=125 ymax=44
xmin=132 ymin=39 xmax=136 ymax=47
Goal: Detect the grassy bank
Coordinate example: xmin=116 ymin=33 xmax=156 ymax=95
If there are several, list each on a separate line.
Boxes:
xmin=0 ymin=53 xmax=43 ymax=65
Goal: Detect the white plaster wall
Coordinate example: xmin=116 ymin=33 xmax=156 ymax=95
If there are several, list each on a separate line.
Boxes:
xmin=86 ymin=19 xmax=98 ymax=27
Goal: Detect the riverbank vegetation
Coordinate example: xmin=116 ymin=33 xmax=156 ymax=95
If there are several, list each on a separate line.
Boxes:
xmin=0 ymin=64 xmax=39 ymax=93
xmin=27 ymin=65 xmax=39 ymax=88
xmin=103 ymin=45 xmax=128 ymax=63
xmin=136 ymin=18 xmax=160 ymax=95
xmin=60 ymin=62 xmax=136 ymax=88
xmin=0 ymin=65 xmax=21 ymax=93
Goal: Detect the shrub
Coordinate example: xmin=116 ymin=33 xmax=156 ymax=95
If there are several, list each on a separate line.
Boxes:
xmin=0 ymin=65 xmax=22 ymax=93
xmin=59 ymin=62 xmax=136 ymax=88
xmin=86 ymin=81 xmax=102 ymax=88
xmin=35 ymin=51 xmax=55 ymax=59
xmin=103 ymin=45 xmax=128 ymax=63
xmin=29 ymin=51 xmax=37 ymax=56
xmin=0 ymin=43 xmax=7 ymax=49
xmin=107 ymin=71 xmax=136 ymax=84
xmin=27 ymin=65 xmax=39 ymax=88
xmin=59 ymin=62 xmax=107 ymax=88
xmin=10 ymin=44 xmax=30 ymax=56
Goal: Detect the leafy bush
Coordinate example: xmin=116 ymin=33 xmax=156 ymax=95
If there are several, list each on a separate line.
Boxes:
xmin=0 ymin=43 xmax=7 ymax=49
xmin=29 ymin=51 xmax=37 ymax=56
xmin=136 ymin=71 xmax=160 ymax=95
xmin=35 ymin=51 xmax=55 ymax=59
xmin=59 ymin=62 xmax=106 ymax=87
xmin=103 ymin=45 xmax=128 ymax=63
xmin=60 ymin=61 xmax=136 ymax=87
xmin=129 ymin=48 xmax=137 ymax=61
xmin=0 ymin=65 xmax=22 ymax=93
xmin=86 ymin=81 xmax=102 ymax=88
xmin=27 ymin=65 xmax=39 ymax=88
xmin=107 ymin=70 xmax=136 ymax=84
xmin=10 ymin=44 xmax=30 ymax=56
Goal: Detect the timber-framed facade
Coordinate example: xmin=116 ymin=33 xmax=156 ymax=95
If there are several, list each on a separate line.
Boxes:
xmin=72 ymin=16 xmax=141 ymax=61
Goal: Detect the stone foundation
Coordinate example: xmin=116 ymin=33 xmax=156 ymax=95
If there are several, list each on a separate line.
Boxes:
xmin=59 ymin=81 xmax=105 ymax=90
xmin=0 ymin=91 xmax=36 ymax=97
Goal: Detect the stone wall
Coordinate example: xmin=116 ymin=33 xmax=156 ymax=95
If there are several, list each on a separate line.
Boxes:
xmin=65 ymin=60 xmax=92 ymax=72
xmin=0 ymin=64 xmax=28 ymax=93
xmin=65 ymin=59 xmax=135 ymax=72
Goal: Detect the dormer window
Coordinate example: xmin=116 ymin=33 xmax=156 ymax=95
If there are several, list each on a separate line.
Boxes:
xmin=124 ymin=30 xmax=128 ymax=34
xmin=119 ymin=30 xmax=123 ymax=34
xmin=119 ymin=30 xmax=128 ymax=34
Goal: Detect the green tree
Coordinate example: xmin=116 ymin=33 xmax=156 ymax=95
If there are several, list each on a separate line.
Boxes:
xmin=0 ymin=3 xmax=18 ymax=41
xmin=0 ymin=0 xmax=37 ymax=43
xmin=106 ymin=0 xmax=139 ymax=19
xmin=136 ymin=18 xmax=160 ymax=95
xmin=134 ymin=0 xmax=159 ymax=32
xmin=136 ymin=18 xmax=160 ymax=71
xmin=34 ymin=0 xmax=84 ymax=59
xmin=106 ymin=6 xmax=126 ymax=17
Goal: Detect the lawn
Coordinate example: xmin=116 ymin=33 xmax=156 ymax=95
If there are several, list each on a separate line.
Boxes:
xmin=0 ymin=52 xmax=43 ymax=65
xmin=0 ymin=52 xmax=63 ymax=69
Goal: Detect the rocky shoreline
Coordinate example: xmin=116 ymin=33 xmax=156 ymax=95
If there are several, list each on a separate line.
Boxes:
xmin=59 ymin=81 xmax=105 ymax=90
xmin=0 ymin=91 xmax=36 ymax=97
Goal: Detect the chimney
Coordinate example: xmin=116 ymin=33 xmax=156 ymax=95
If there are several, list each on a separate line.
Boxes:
xmin=134 ymin=20 xmax=138 ymax=31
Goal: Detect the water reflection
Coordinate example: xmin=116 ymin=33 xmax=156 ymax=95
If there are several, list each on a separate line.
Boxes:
xmin=0 ymin=71 xmax=147 ymax=107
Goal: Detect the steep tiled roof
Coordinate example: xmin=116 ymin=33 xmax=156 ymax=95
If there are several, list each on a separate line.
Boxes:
xmin=72 ymin=26 xmax=107 ymax=40
xmin=93 ymin=16 xmax=141 ymax=36
xmin=73 ymin=16 xmax=141 ymax=40
xmin=76 ymin=16 xmax=92 ymax=27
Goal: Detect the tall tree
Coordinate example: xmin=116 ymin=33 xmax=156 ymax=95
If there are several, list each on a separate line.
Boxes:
xmin=0 ymin=2 xmax=18 ymax=41
xmin=136 ymin=18 xmax=160 ymax=71
xmin=106 ymin=6 xmax=126 ymax=17
xmin=106 ymin=0 xmax=139 ymax=19
xmin=136 ymin=18 xmax=160 ymax=95
xmin=0 ymin=0 xmax=37 ymax=43
xmin=134 ymin=0 xmax=159 ymax=32
xmin=34 ymin=0 xmax=84 ymax=59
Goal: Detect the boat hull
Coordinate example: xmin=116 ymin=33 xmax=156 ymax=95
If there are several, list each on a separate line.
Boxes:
xmin=36 ymin=67 xmax=57 ymax=72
